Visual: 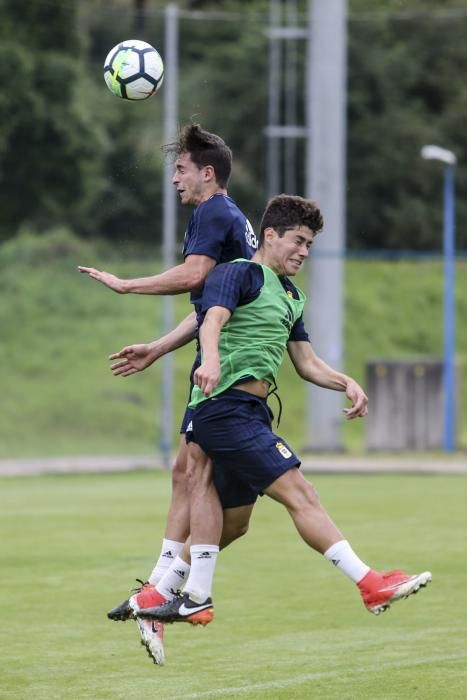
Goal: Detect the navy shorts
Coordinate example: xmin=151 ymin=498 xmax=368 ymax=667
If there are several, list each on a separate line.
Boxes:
xmin=179 ymin=352 xmax=201 ymax=434
xmin=179 ymin=403 xmax=193 ymax=434
xmin=186 ymin=389 xmax=300 ymax=509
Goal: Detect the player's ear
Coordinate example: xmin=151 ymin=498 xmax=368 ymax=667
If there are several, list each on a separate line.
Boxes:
xmin=263 ymin=227 xmax=277 ymax=244
xmin=203 ymin=165 xmax=215 ymax=182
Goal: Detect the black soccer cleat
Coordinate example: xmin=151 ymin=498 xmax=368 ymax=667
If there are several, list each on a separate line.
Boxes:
xmin=136 ymin=591 xmax=214 ymax=626
xmin=107 ymin=597 xmax=133 ymax=621
xmin=107 ymin=579 xmax=154 ymax=621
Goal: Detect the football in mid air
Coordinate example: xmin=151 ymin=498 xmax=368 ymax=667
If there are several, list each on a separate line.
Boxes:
xmin=103 ymin=40 xmax=164 ymax=100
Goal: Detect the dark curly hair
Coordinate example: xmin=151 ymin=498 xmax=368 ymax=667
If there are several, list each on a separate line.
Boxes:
xmin=259 ymin=194 xmax=323 ymax=246
xmin=162 ymin=122 xmax=232 ymax=188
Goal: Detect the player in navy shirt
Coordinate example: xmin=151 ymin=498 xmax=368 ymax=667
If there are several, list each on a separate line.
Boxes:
xmin=78 ymin=124 xmax=256 ymax=665
xmin=183 ymin=194 xmax=257 ymax=310
xmin=182 ymin=194 xmax=257 ymax=263
xmin=136 ymin=194 xmax=431 ymax=630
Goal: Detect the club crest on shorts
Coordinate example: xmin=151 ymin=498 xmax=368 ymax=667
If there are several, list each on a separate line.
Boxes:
xmin=275 ymin=441 xmax=292 ymax=458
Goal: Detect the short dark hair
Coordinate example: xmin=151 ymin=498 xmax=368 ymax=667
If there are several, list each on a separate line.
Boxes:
xmin=163 ymin=122 xmax=232 ymax=188
xmin=259 ymin=194 xmax=323 ymax=246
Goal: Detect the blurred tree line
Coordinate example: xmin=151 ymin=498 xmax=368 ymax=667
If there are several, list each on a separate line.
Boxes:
xmin=1 ymin=0 xmax=467 ymax=251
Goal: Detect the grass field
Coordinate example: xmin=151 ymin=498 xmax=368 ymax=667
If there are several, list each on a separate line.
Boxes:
xmin=1 ymin=230 xmax=467 ymax=458
xmin=2 ymin=469 xmax=466 ymax=699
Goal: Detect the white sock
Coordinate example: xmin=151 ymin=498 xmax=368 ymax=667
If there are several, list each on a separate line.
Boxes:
xmin=156 ymin=556 xmax=191 ymax=600
xmin=184 ymin=544 xmax=219 ymax=603
xmin=323 ymin=540 xmax=370 ymax=583
xmin=148 ymin=538 xmax=184 ymax=585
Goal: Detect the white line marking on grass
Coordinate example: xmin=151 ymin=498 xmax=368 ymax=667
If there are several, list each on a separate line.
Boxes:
xmin=172 ymin=652 xmax=467 ymax=699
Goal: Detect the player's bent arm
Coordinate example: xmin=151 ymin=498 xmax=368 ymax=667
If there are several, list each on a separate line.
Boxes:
xmin=147 ymin=310 xmax=198 ymax=355
xmin=78 ymin=254 xmax=216 ymax=295
xmin=287 ymin=341 xmax=368 ymax=418
xmin=195 ymin=306 xmax=232 ymax=396
xmin=110 ymin=311 xmax=197 ymax=377
xmin=287 ymin=341 xmax=348 ymax=389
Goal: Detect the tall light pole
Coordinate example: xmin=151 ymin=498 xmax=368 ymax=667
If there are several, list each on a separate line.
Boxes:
xmin=421 ymin=145 xmax=457 ymax=452
xmin=305 ymin=0 xmax=347 ymax=451
xmin=160 ymin=4 xmax=178 ymax=467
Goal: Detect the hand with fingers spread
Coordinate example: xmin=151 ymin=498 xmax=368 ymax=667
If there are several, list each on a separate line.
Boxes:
xmin=343 ymin=379 xmax=369 ymax=420
xmin=109 ymin=312 xmax=198 ymax=379
xmin=109 ymin=344 xmax=159 ymax=377
xmin=78 ymin=266 xmax=128 ymax=293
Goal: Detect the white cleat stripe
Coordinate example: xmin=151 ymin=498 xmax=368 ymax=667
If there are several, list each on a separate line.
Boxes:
xmin=136 ymin=618 xmax=165 ymax=665
xmin=370 ymin=571 xmax=432 ymax=614
xmin=178 ymin=602 xmax=212 ymax=616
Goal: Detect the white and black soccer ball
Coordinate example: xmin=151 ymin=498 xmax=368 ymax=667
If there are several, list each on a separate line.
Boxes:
xmin=103 ymin=40 xmax=164 ymax=101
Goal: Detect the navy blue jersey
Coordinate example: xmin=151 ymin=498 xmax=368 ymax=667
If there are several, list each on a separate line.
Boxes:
xmin=199 ymin=260 xmax=310 ymax=343
xmin=182 ymin=194 xmax=257 ymax=307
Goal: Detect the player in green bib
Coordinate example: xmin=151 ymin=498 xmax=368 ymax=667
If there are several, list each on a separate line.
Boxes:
xmin=189 ymin=259 xmax=305 ymax=407
xmin=138 ymin=194 xmax=432 ymax=629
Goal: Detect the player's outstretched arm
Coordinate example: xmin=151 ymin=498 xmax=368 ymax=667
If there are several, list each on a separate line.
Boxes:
xmin=287 ymin=340 xmax=368 ymax=419
xmin=78 ymin=254 xmax=216 ymax=295
xmin=77 ymin=266 xmax=127 ymax=293
xmin=109 ymin=311 xmax=197 ymax=377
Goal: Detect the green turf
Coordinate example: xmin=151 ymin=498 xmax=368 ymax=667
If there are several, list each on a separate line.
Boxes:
xmin=1 ymin=470 xmax=466 ymax=699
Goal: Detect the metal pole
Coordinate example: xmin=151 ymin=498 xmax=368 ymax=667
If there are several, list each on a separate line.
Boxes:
xmin=284 ymin=0 xmax=298 ymax=194
xmin=267 ymin=0 xmax=283 ymax=197
xmin=305 ymin=0 xmax=347 ymax=451
xmin=160 ymin=4 xmax=178 ymax=467
xmin=420 ymin=145 xmax=457 ymax=452
xmin=442 ymin=163 xmax=456 ymax=451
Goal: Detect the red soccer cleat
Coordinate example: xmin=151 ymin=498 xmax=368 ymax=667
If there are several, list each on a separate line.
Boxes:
xmin=358 ymin=569 xmax=432 ymax=615
xmin=130 ymin=585 xmax=167 ymax=615
xmin=136 ymin=617 xmax=166 ymax=665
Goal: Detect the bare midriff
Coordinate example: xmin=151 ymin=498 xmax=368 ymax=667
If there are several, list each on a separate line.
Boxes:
xmin=233 ymin=378 xmax=270 ymax=399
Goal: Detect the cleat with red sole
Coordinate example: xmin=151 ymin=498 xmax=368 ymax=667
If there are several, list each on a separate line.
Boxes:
xmin=358 ymin=569 xmax=432 ymax=615
xmin=137 ymin=591 xmax=214 ymax=626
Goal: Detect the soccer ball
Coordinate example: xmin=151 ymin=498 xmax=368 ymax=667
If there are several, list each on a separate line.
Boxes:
xmin=103 ymin=40 xmax=164 ymax=101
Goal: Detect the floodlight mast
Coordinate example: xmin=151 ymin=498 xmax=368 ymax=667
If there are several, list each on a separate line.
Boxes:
xmin=305 ymin=0 xmax=347 ymax=451
xmin=421 ymin=145 xmax=457 ymax=166
xmin=421 ymin=144 xmax=457 ymax=451
xmin=160 ymin=4 xmax=179 ymax=468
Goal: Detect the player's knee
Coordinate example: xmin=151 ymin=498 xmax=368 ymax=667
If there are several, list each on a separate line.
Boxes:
xmin=186 ymin=447 xmax=213 ymax=490
xmin=269 ymin=469 xmax=321 ymax=511
xmin=220 ymin=520 xmax=249 ymax=549
xmin=171 ymin=453 xmax=188 ymax=488
xmin=231 ymin=520 xmax=249 ymax=540
xmin=186 ymin=464 xmax=212 ymax=492
xmin=182 ymin=441 xmax=215 ymax=498
xmin=286 ymin=480 xmax=322 ymax=513
xmin=304 ymin=480 xmax=321 ymax=506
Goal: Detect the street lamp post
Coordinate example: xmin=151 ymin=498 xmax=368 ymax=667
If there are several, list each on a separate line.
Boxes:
xmin=421 ymin=145 xmax=457 ymax=452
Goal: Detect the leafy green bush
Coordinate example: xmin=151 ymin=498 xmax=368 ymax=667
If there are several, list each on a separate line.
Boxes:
xmin=0 ymin=227 xmax=97 ymax=266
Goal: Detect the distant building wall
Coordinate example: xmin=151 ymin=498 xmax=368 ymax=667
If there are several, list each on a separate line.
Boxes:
xmin=366 ymin=358 xmax=454 ymax=450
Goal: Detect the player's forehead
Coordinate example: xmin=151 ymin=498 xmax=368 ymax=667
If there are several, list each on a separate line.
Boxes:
xmin=175 ymin=151 xmax=196 ymax=170
xmin=283 ymin=225 xmax=314 ymax=241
